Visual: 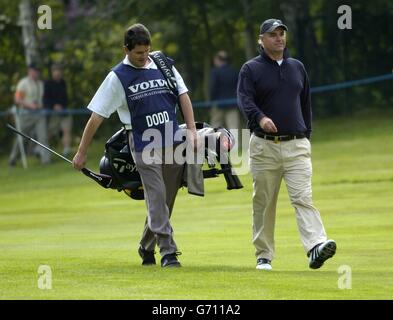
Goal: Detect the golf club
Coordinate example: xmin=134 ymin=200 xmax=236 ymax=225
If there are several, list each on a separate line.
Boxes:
xmin=6 ymin=123 xmax=113 ymax=188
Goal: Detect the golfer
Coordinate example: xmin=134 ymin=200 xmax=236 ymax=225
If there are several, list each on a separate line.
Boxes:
xmin=237 ymin=19 xmax=336 ymax=270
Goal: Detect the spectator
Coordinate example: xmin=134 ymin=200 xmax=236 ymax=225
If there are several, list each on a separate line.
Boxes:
xmin=44 ymin=63 xmax=72 ymax=157
xmin=209 ymin=50 xmax=240 ymax=129
xmin=9 ymin=63 xmax=50 ymax=166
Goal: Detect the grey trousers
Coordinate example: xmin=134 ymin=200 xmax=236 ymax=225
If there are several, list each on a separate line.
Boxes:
xmin=128 ymin=133 xmax=184 ymax=257
xmin=9 ymin=109 xmax=51 ymax=164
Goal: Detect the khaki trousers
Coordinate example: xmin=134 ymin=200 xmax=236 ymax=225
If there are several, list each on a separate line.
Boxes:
xmin=249 ymin=134 xmax=327 ymax=261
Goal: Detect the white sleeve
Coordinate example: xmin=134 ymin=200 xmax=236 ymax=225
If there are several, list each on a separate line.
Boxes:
xmin=172 ymin=66 xmax=189 ymax=95
xmin=87 ymin=71 xmax=126 ymax=118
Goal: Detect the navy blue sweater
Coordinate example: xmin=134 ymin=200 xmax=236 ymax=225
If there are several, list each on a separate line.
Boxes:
xmin=237 ymin=49 xmax=311 ymax=138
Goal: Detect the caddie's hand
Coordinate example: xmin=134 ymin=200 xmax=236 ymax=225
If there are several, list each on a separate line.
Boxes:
xmin=259 ymin=116 xmax=278 ymax=133
xmin=187 ymin=129 xmax=200 ymax=152
xmin=72 ymin=152 xmax=86 ymax=171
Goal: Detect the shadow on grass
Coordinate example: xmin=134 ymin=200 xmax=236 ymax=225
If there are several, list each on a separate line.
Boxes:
xmin=77 ymin=261 xmax=341 ymax=277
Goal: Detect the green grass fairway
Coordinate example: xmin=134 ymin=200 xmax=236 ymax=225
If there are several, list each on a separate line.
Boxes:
xmin=1 ymin=113 xmax=393 ymax=299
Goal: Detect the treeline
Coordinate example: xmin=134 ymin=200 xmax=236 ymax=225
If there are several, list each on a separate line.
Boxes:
xmin=0 ymin=0 xmax=392 ymax=129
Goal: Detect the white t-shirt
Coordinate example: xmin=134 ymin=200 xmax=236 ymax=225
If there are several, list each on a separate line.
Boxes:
xmin=87 ymin=56 xmax=188 ymax=125
xmin=277 ymin=59 xmax=283 ymax=66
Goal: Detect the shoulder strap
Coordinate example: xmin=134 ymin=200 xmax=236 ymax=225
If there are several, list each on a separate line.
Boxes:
xmin=149 ymin=51 xmax=184 ymax=119
xmin=149 ymin=51 xmax=179 ymax=96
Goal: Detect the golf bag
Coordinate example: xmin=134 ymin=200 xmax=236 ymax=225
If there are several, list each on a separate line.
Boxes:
xmin=99 ymin=122 xmax=243 ymax=200
xmin=99 ymin=129 xmax=144 ymax=200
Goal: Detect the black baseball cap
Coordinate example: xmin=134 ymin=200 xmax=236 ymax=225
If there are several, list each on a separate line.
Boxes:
xmin=260 ymin=19 xmax=288 ymax=34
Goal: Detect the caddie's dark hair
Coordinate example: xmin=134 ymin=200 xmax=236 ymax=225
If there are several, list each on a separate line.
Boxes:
xmin=124 ymin=23 xmax=151 ymax=50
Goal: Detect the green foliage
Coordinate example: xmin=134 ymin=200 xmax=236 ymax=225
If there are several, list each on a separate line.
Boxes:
xmin=0 ymin=0 xmax=392 ymax=151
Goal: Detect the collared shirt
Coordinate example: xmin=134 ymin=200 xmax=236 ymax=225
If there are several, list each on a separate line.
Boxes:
xmin=87 ymin=56 xmax=188 ymax=125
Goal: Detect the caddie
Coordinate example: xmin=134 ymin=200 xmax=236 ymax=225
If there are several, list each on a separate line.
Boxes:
xmin=73 ymin=23 xmax=198 ymax=268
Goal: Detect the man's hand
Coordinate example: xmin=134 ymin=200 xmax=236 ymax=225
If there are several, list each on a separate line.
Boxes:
xmin=72 ymin=112 xmax=104 ymax=171
xmin=187 ymin=129 xmax=200 ymax=152
xmin=178 ymin=93 xmax=199 ymax=151
xmin=259 ymin=116 xmax=278 ymax=133
xmin=25 ymin=101 xmax=39 ymax=110
xmin=54 ymin=104 xmax=63 ymax=111
xmin=72 ymin=151 xmax=87 ymax=171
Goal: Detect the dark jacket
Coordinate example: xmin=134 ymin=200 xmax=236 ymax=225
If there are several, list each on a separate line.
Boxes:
xmin=44 ymin=79 xmax=68 ymax=109
xmin=209 ymin=64 xmax=239 ymax=107
xmin=237 ymin=48 xmax=312 ymax=138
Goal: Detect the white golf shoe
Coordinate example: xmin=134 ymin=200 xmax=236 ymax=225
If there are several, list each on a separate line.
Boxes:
xmin=256 ymin=258 xmax=272 ymax=270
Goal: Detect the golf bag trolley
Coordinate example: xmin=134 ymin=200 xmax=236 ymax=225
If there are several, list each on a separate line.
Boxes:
xmin=99 ymin=122 xmax=243 ymax=200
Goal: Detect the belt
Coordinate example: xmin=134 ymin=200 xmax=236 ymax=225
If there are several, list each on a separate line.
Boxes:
xmin=254 ymin=132 xmax=306 ymax=143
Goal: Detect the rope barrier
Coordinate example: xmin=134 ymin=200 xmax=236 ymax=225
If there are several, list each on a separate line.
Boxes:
xmin=1 ymin=73 xmax=392 ymax=116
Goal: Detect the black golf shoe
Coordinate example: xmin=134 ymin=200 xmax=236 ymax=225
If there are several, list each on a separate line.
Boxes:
xmin=308 ymin=239 xmax=337 ymax=269
xmin=161 ymin=252 xmax=182 ymax=268
xmin=138 ymin=246 xmax=156 ymax=266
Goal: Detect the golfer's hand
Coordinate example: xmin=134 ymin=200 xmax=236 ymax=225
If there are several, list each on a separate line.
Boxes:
xmin=259 ymin=116 xmax=278 ymax=133
xmin=73 ymin=152 xmax=86 ymax=171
